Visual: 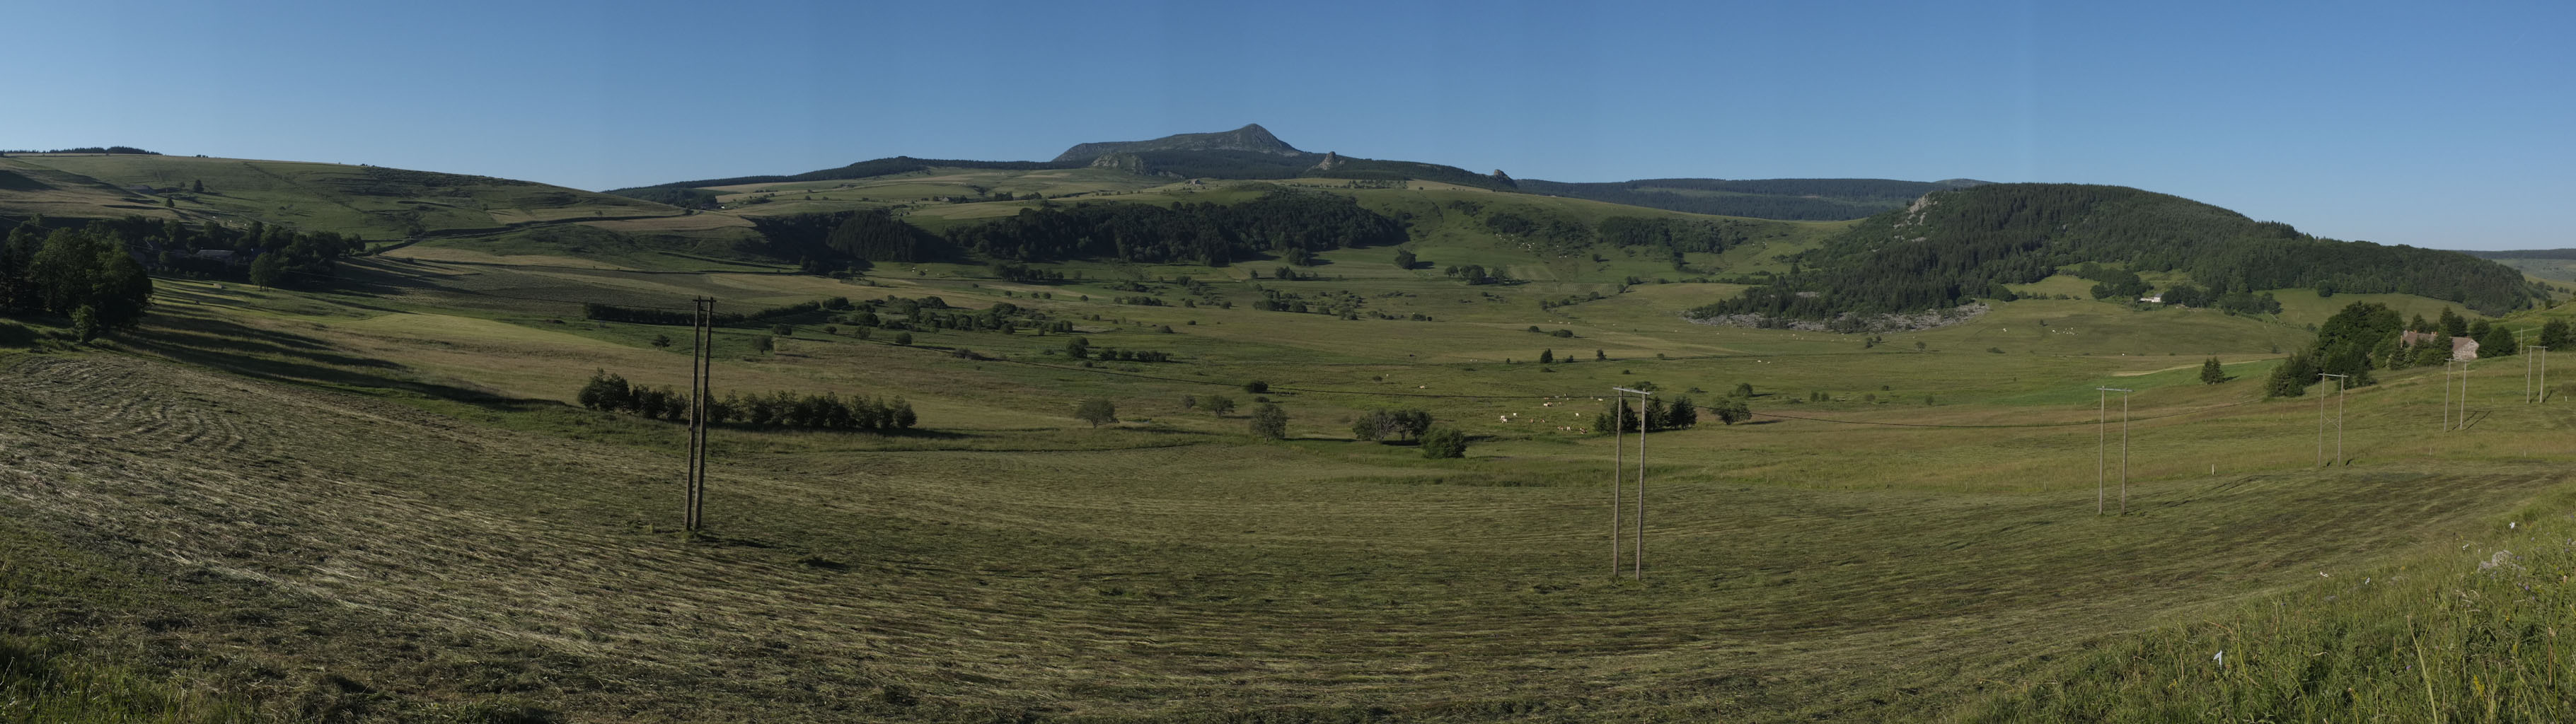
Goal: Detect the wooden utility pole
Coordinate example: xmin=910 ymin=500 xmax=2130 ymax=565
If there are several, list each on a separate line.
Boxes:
xmin=2534 ymin=344 xmax=2549 ymax=403
xmin=1613 ymin=387 xmax=1652 ymax=579
xmin=2096 ymin=387 xmax=2132 ymax=515
xmin=2320 ymin=373 xmax=2348 ymax=467
xmin=1609 ymin=394 xmax=1622 ymax=578
xmin=686 ymin=297 xmax=715 ymax=531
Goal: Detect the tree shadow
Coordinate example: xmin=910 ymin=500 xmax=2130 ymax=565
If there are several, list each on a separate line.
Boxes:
xmin=122 ymin=313 xmax=542 ymax=411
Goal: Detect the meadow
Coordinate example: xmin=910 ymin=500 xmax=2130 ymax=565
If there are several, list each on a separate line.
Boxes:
xmin=6 ymin=173 xmax=2575 ymax=722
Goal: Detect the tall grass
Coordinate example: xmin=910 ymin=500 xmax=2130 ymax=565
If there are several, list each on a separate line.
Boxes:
xmin=0 ymin=636 xmax=255 ymax=723
xmin=1954 ymin=497 xmax=2576 ymax=722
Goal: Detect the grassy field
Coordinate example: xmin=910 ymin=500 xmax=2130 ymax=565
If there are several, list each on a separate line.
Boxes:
xmin=8 ymin=169 xmax=2576 ymax=721
xmin=2 ymin=153 xmax=688 ymax=241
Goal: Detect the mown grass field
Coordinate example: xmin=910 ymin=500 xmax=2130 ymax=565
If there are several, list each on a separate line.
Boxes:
xmin=7 ymin=175 xmax=2576 ymax=722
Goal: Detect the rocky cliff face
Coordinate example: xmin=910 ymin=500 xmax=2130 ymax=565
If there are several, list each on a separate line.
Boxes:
xmin=1052 ymin=124 xmax=1309 ymax=163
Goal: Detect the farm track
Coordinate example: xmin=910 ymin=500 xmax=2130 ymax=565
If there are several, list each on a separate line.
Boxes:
xmin=2 ymin=353 xmax=2565 ymax=721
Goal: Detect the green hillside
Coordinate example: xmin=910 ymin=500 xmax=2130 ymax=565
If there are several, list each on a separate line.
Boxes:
xmin=0 ymin=153 xmax=688 ymax=241
xmin=1694 ymin=183 xmax=2544 ymax=329
xmin=11 ymin=142 xmax=2576 ymax=723
xmin=1518 ymin=177 xmax=1988 ymax=221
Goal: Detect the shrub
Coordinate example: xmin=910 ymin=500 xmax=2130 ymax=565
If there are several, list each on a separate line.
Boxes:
xmin=1419 ymin=427 xmax=1467 ymax=458
xmin=1248 ymin=403 xmax=1288 ymax=439
xmin=1075 ymin=399 xmax=1118 ymax=428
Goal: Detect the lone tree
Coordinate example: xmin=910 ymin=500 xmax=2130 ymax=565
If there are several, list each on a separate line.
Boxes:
xmin=1248 ymin=403 xmax=1288 ymax=439
xmin=1539 ymin=349 xmax=1554 ymax=364
xmin=1202 ymin=395 xmax=1237 ymax=416
xmin=1075 ymin=399 xmax=1118 ymax=428
xmin=1419 ymin=426 xmax=1467 ymax=458
xmin=1392 ymin=248 xmax=1416 ymax=269
xmin=2200 ymin=357 xmax=2226 ymax=385
xmin=2541 ymin=318 xmax=2572 ymax=349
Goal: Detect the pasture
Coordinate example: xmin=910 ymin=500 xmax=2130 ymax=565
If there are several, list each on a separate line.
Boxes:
xmin=6 ymin=219 xmax=2575 ymax=722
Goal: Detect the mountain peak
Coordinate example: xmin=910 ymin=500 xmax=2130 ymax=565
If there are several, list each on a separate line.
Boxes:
xmin=1053 ymin=124 xmax=1307 ymax=164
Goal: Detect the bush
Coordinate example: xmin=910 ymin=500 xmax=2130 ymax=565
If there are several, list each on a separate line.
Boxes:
xmin=1419 ymin=427 xmax=1467 ymax=458
xmin=1244 ymin=380 xmax=1269 ymax=394
xmin=1248 ymin=403 xmax=1288 ymax=439
xmin=1075 ymin=399 xmax=1118 ymax=428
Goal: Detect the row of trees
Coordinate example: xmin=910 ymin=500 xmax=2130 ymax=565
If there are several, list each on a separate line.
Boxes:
xmin=42 ymin=216 xmax=361 ymax=289
xmin=1078 ymin=397 xmax=1293 ymax=440
xmin=2 ymin=219 xmax=154 ymax=339
xmin=1602 ymin=395 xmax=1737 ymax=432
xmin=577 ymin=370 xmax=916 ymax=431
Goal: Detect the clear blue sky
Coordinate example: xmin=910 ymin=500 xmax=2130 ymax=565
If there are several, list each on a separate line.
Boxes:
xmin=11 ymin=0 xmax=2571 ymax=250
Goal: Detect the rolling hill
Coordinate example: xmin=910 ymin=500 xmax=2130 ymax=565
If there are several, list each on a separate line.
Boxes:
xmin=1517 ymin=177 xmax=1989 ymax=221
xmin=1693 ymin=182 xmax=2545 ymax=329
xmin=0 ymin=152 xmax=688 ymax=242
xmin=10 ymin=134 xmax=2576 ymax=722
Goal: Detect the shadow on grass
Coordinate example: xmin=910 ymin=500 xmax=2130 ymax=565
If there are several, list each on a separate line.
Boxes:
xmin=125 ymin=311 xmax=548 ymax=413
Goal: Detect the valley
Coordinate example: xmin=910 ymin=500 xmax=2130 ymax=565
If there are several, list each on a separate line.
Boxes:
xmin=4 ymin=134 xmax=2575 ymax=723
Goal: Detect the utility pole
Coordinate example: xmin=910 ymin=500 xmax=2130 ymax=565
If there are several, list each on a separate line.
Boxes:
xmin=2534 ymin=344 xmax=2550 ymax=404
xmin=2444 ymin=358 xmax=2456 ymax=432
xmin=686 ymin=297 xmax=715 ymax=531
xmin=2096 ymin=387 xmax=2132 ymax=515
xmin=1609 ymin=393 xmax=1622 ymax=578
xmin=2320 ymin=373 xmax=2348 ymax=466
xmin=1613 ymin=387 xmax=1653 ymax=580
xmin=2459 ymin=359 xmax=2471 ymax=430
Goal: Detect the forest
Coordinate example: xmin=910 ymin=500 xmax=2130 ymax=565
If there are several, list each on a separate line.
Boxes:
xmin=11 ymin=216 xmax=359 ymax=291
xmin=942 ymin=192 xmax=1405 ymax=265
xmin=1691 ymin=184 xmax=2539 ymax=325
xmin=750 ymin=209 xmax=942 ymax=268
xmin=1 ymin=218 xmax=154 ymax=339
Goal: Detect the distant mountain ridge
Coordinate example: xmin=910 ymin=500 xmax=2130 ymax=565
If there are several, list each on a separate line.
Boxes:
xmin=609 ymin=124 xmax=1990 ymax=217
xmin=1052 ymin=124 xmax=1305 ymax=163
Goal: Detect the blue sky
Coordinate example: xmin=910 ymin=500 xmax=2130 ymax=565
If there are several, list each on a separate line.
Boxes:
xmin=10 ymin=1 xmax=2570 ymax=250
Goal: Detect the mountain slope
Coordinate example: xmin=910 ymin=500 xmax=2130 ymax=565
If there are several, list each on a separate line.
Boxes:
xmin=1516 ymin=177 xmax=1988 ymax=221
xmin=0 ymin=153 xmax=684 ymax=240
xmin=1051 ymin=123 xmax=1304 ymax=163
xmin=1692 ymin=182 xmax=2539 ymax=327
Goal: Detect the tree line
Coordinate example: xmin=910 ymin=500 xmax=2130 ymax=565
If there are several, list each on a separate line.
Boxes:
xmin=2262 ymin=301 xmax=2534 ymax=397
xmin=750 ymin=209 xmax=941 ymax=269
xmin=2 ymin=218 xmax=153 ymax=339
xmin=579 ymin=370 xmax=916 ymax=431
xmin=24 ymin=215 xmax=361 ymax=290
xmin=0 ymin=146 xmax=160 ymax=155
xmin=942 ymin=191 xmax=1406 ymax=266
xmin=1694 ymin=184 xmax=2539 ymax=325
